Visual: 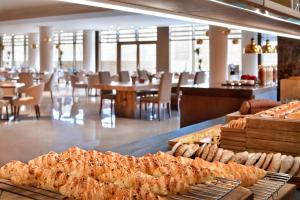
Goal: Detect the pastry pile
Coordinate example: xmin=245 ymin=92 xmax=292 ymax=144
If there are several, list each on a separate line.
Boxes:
xmin=257 ymin=101 xmax=300 ymax=119
xmin=227 ymin=118 xmax=247 ymax=129
xmin=169 ymin=143 xmax=266 ymax=186
xmin=170 ymin=143 xmax=300 ymax=177
xmin=0 ymin=147 xmax=216 ymax=200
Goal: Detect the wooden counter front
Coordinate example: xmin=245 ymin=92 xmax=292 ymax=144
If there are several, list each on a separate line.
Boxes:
xmin=180 ymin=84 xmax=277 ymax=127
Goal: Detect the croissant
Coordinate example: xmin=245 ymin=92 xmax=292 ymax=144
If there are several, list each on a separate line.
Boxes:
xmin=192 ymin=158 xmax=266 ymax=187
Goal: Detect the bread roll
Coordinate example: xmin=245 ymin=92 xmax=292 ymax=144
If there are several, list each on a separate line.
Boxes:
xmin=195 ymin=143 xmax=206 ymax=157
xmin=231 ymin=151 xmax=248 ymax=164
xmin=206 ymin=144 xmax=218 ymax=162
xmin=201 ymin=144 xmax=211 ymax=160
xmin=267 ymin=153 xmax=282 ymax=172
xmin=245 ymin=153 xmax=262 ymax=166
xmin=220 ymin=150 xmax=234 ymax=163
xmin=213 ymin=148 xmax=223 ymax=162
xmin=174 ymin=144 xmax=189 ymax=157
xmin=279 ymin=155 xmax=294 ymax=173
xmin=183 ymin=144 xmax=199 ymax=158
xmin=255 ymin=153 xmax=266 ymax=168
xmin=170 ymin=142 xmax=182 ymax=155
xmin=288 ymin=157 xmax=300 ymax=176
xmin=262 ymin=153 xmax=273 ymax=170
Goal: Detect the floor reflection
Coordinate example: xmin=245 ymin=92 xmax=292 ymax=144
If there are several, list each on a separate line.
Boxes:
xmin=0 ymin=85 xmax=179 ymax=166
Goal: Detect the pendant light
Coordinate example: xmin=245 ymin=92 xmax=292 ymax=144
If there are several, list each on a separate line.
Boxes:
xmin=262 ymin=39 xmax=276 ymax=53
xmin=245 ymin=38 xmax=262 ymax=54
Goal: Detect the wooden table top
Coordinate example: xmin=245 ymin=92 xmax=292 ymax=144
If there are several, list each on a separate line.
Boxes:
xmin=94 ymin=80 xmax=192 ymax=92
xmin=0 ymin=82 xmax=25 ymax=89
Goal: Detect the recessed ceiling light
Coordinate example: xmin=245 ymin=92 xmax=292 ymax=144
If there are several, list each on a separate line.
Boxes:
xmin=56 ymin=0 xmax=300 ymax=39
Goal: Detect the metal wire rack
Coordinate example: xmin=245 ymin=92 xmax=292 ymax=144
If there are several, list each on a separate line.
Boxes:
xmin=249 ymin=172 xmax=292 ymax=200
xmin=168 ymin=177 xmax=241 ymax=200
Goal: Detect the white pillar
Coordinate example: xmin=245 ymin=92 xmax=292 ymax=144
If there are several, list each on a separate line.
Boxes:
xmin=28 ymin=33 xmax=39 ymax=70
xmin=39 ymin=26 xmax=53 ymax=72
xmin=83 ymin=30 xmax=96 ymax=72
xmin=241 ymin=31 xmax=258 ymax=76
xmin=209 ymin=25 xmax=228 ymax=84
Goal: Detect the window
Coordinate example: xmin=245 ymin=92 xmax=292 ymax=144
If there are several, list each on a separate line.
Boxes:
xmin=100 ymin=30 xmax=117 ymax=75
xmin=227 ymin=29 xmax=242 ymax=70
xmin=138 ymin=27 xmax=157 ymax=41
xmin=139 ymin=44 xmax=156 ymax=74
xmin=75 ymin=32 xmax=83 ymax=69
xmin=121 ymin=44 xmax=137 ymax=72
xmin=60 ymin=32 xmax=74 ymax=68
xmin=170 ymin=25 xmax=209 ymax=73
xmin=2 ymin=35 xmax=13 ymax=68
xmin=119 ymin=29 xmax=136 ymax=42
xmin=14 ymin=35 xmax=26 ymax=68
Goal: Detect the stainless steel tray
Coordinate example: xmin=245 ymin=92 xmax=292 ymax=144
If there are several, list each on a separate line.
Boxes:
xmin=168 ymin=177 xmax=241 ymax=200
xmin=250 ymin=172 xmax=292 ymax=200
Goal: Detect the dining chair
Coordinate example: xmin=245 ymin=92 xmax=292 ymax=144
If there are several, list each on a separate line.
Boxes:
xmin=77 ymin=71 xmax=86 ymax=82
xmin=44 ymin=73 xmax=55 ymax=102
xmin=87 ymin=74 xmax=100 ymax=96
xmin=18 ymin=72 xmax=34 ymax=95
xmin=119 ymin=71 xmax=130 ymax=82
xmin=0 ymin=88 xmax=10 ymax=120
xmin=98 ymin=71 xmax=116 ymax=116
xmin=70 ymin=75 xmax=88 ymax=98
xmin=171 ymin=72 xmax=189 ymax=111
xmin=194 ymin=71 xmax=205 ymax=84
xmin=13 ymin=83 xmax=45 ymax=120
xmin=139 ymin=73 xmax=172 ymax=121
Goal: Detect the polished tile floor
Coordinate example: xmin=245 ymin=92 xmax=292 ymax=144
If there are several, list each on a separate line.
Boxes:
xmin=0 ymin=85 xmax=179 ymax=166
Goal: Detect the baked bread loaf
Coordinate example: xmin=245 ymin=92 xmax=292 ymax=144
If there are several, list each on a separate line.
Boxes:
xmin=201 ymin=144 xmax=211 ymax=160
xmin=279 ymin=155 xmax=294 ymax=173
xmin=220 ymin=150 xmax=234 ymax=163
xmin=255 ymin=153 xmax=266 ymax=168
xmin=174 ymin=144 xmax=189 ymax=157
xmin=206 ymin=144 xmax=218 ymax=162
xmin=231 ymin=151 xmax=248 ymax=164
xmin=195 ymin=143 xmax=206 ymax=157
xmin=262 ymin=153 xmax=273 ymax=170
xmin=267 ymin=153 xmax=282 ymax=172
xmin=170 ymin=142 xmax=182 ymax=155
xmin=289 ymin=157 xmax=300 ymax=176
xmin=183 ymin=144 xmax=199 ymax=158
xmin=245 ymin=153 xmax=262 ymax=166
xmin=213 ymin=148 xmax=223 ymax=162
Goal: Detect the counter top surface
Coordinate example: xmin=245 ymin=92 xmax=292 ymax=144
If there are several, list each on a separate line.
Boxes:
xmin=181 ymin=84 xmax=277 ymax=91
xmin=109 ymin=117 xmax=225 ymax=156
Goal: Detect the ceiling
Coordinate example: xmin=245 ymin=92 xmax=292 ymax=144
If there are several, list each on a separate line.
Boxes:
xmin=0 ymin=0 xmax=188 ymax=34
xmin=0 ymin=11 xmax=188 ymax=34
xmin=0 ymin=0 xmax=108 ymax=21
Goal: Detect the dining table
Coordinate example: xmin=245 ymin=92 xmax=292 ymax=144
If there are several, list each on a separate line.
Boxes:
xmin=95 ymin=80 xmax=181 ymax=118
xmin=0 ymin=82 xmax=25 ymax=97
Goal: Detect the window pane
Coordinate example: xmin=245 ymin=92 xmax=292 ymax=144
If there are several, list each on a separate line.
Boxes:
xmin=14 ymin=46 xmax=25 ymax=68
xmin=75 ymin=44 xmax=83 ymax=70
xmin=194 ymin=39 xmax=209 ymax=71
xmin=100 ymin=43 xmax=117 ymax=75
xmin=121 ymin=44 xmax=137 ymax=73
xmin=140 ymin=44 xmax=156 ymax=74
xmin=60 ymin=44 xmax=74 ymax=68
xmin=170 ymin=40 xmax=193 ymax=73
xmin=3 ymin=36 xmax=13 ymax=68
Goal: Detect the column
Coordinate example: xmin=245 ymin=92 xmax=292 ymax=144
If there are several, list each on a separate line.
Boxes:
xmin=28 ymin=33 xmax=39 ymax=70
xmin=156 ymin=27 xmax=170 ymax=72
xmin=209 ymin=25 xmax=228 ymax=84
xmin=241 ymin=31 xmax=258 ymax=76
xmin=39 ymin=26 xmax=53 ymax=72
xmin=0 ymin=36 xmax=3 ymax=69
xmin=83 ymin=30 xmax=96 ymax=72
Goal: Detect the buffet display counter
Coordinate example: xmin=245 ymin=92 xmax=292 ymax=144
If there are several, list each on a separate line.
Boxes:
xmin=179 ymin=84 xmax=277 ymax=127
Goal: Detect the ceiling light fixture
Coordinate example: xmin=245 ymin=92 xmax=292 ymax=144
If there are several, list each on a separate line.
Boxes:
xmin=56 ymin=0 xmax=300 ymax=39
xmin=262 ymin=39 xmax=276 ymax=53
xmin=245 ymin=38 xmax=262 ymax=54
